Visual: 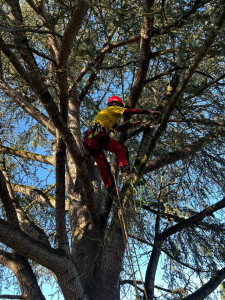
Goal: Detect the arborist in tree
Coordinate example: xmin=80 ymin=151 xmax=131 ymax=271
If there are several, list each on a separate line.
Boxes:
xmin=83 ymin=95 xmax=160 ymax=195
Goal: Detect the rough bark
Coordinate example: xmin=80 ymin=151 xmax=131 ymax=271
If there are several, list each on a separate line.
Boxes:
xmin=0 ymin=171 xmax=46 ymax=300
xmin=3 ymin=1 xmax=95 ymax=203
xmin=55 ymin=137 xmax=69 ymax=253
xmin=57 ymin=0 xmax=90 ymax=69
xmin=128 ymin=0 xmax=155 ymax=107
xmin=0 ymin=145 xmax=55 ymax=165
xmin=0 ymin=251 xmax=46 ymax=300
xmin=93 ymin=214 xmax=126 ymax=300
xmin=2 ymin=169 xmax=50 ymax=245
xmin=135 ymin=73 xmax=179 ymax=166
xmin=0 ymin=218 xmax=89 ymax=300
xmin=11 ymin=183 xmax=57 ymax=207
xmin=0 ymin=0 xmax=225 ymax=299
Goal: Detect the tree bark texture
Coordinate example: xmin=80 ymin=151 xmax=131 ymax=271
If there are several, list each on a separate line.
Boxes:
xmin=0 ymin=0 xmax=225 ymax=299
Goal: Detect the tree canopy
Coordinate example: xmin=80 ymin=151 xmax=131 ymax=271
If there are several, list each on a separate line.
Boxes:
xmin=0 ymin=0 xmax=225 ymax=299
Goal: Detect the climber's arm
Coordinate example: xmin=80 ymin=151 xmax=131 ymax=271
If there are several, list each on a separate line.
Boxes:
xmin=112 ymin=121 xmax=144 ymax=132
xmin=124 ymin=108 xmax=161 ymax=117
xmin=111 ymin=108 xmax=160 ymax=132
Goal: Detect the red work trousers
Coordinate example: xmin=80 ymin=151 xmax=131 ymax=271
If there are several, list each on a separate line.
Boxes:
xmin=83 ymin=131 xmax=129 ymax=188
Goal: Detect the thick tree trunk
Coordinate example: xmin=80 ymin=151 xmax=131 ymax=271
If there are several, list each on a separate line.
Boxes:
xmin=93 ymin=214 xmax=127 ymax=300
xmin=56 ymin=136 xmax=69 ymax=253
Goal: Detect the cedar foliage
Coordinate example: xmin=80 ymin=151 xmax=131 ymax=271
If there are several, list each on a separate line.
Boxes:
xmin=0 ymin=0 xmax=225 ymax=299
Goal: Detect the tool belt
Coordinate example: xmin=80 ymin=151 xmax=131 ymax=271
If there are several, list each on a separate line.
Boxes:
xmin=84 ymin=122 xmax=106 ymax=139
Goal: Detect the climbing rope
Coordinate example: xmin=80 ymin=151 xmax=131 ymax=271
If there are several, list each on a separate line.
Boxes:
xmin=113 ymin=173 xmax=148 ymax=299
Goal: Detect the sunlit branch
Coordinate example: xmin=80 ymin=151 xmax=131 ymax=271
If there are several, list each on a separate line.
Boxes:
xmin=79 ymin=58 xmax=105 ymax=102
xmin=128 ymin=0 xmax=154 ymax=108
xmin=11 ymin=183 xmax=60 ymax=209
xmin=143 ymin=132 xmax=224 ymax=174
xmin=25 ymin=0 xmax=60 ymax=57
xmin=73 ymin=35 xmax=140 ymax=86
xmin=0 ymin=145 xmax=55 ymax=165
xmin=0 ymin=81 xmax=56 ymax=136
xmin=57 ymin=0 xmax=90 ymax=69
xmin=78 ymin=24 xmax=117 ymax=102
xmin=74 ymin=0 xmax=208 ymax=87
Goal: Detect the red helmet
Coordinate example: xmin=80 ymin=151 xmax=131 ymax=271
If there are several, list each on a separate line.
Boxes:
xmin=107 ymin=95 xmax=123 ymax=106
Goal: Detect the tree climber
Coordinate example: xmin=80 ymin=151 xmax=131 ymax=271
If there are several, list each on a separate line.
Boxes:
xmin=83 ymin=95 xmax=160 ymax=195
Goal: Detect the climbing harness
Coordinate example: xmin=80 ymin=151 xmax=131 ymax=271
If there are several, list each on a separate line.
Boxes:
xmin=83 ymin=122 xmax=105 ymax=141
xmin=90 ymin=122 xmax=106 ymax=133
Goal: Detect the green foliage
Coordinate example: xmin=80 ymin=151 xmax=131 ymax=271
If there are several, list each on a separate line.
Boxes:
xmin=0 ymin=0 xmax=225 ymax=299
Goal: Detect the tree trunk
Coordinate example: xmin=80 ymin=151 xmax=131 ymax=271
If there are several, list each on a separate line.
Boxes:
xmin=93 ymin=214 xmax=127 ymax=300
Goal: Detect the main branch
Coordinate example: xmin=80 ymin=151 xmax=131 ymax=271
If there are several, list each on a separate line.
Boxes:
xmin=0 ymin=218 xmax=89 ymax=300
